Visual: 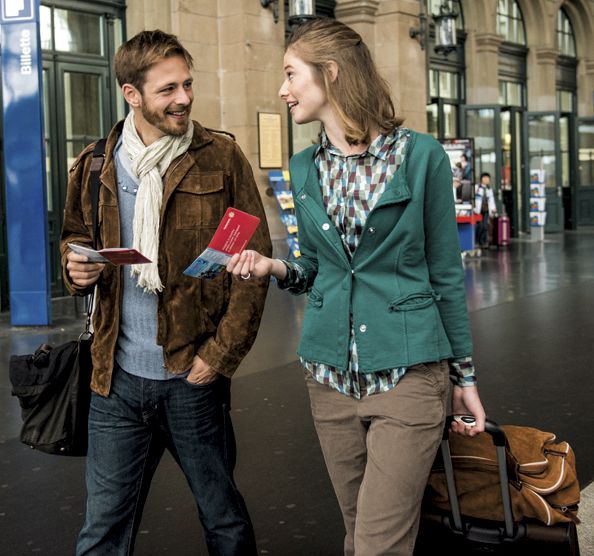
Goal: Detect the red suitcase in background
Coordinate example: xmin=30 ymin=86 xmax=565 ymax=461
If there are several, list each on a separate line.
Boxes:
xmin=491 ymin=215 xmax=510 ymax=247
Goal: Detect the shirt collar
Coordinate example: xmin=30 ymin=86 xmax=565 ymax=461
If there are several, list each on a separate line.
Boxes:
xmin=317 ymin=127 xmax=401 ymax=161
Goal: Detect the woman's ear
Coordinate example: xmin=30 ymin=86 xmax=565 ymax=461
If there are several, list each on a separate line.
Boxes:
xmin=327 ymin=60 xmax=339 ymax=83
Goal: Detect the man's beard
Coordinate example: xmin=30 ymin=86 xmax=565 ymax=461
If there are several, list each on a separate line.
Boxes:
xmin=140 ymin=101 xmax=191 ymax=137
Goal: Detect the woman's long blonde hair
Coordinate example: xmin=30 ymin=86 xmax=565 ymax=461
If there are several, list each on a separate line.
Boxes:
xmin=287 ymin=18 xmax=403 ymax=145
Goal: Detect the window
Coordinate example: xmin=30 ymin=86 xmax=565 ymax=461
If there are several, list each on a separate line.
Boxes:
xmin=497 ymin=0 xmax=526 ymax=45
xmin=498 ymin=80 xmax=525 ymax=108
xmin=41 ymin=6 xmax=104 ymax=55
xmin=557 ymin=90 xmax=574 ymax=113
xmin=555 ymin=11 xmax=576 ymax=115
xmin=429 ymin=69 xmax=459 ymax=100
xmin=426 ymin=104 xmax=439 ymax=138
xmin=425 ymin=1 xmax=465 ymax=140
xmin=578 ymin=123 xmax=594 ymax=187
xmin=427 ymin=69 xmax=463 ymax=139
xmin=556 ymin=9 xmax=576 ymax=57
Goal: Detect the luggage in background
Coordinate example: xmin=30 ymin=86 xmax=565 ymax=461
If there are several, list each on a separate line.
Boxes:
xmin=492 ymin=215 xmax=510 ymax=247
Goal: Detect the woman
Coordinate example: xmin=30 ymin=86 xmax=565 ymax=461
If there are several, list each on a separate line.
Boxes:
xmin=228 ymin=19 xmax=486 ymax=556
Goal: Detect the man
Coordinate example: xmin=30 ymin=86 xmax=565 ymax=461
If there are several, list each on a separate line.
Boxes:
xmin=60 ymin=30 xmax=272 ymax=555
xmin=474 ymin=172 xmax=497 ymax=248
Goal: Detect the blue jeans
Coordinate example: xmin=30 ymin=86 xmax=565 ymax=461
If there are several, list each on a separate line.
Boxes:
xmin=76 ymin=366 xmax=256 ymax=555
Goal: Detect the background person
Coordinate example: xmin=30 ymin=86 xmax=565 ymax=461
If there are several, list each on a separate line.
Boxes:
xmin=227 ymin=18 xmax=486 ymax=556
xmin=61 ymin=29 xmax=271 ymax=555
xmin=474 ymin=172 xmax=497 ymax=248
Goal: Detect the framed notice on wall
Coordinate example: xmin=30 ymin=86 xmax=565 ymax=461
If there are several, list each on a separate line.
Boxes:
xmin=258 ymin=112 xmax=282 ymax=169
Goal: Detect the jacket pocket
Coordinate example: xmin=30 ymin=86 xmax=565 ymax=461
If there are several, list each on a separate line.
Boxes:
xmin=175 ymin=171 xmax=225 ymax=229
xmin=307 ymin=288 xmax=323 ymax=308
xmin=388 ymin=291 xmax=441 ymax=312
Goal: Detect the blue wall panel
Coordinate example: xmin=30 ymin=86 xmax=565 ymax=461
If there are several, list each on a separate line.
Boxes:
xmin=1 ymin=0 xmax=51 ymax=325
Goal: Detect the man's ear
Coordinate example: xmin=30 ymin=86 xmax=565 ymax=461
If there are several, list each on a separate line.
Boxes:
xmin=122 ymin=84 xmax=142 ymax=109
xmin=327 ymin=60 xmax=339 ymax=83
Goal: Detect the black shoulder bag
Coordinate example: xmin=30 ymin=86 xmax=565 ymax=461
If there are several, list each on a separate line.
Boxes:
xmin=8 ymin=138 xmax=107 ymax=456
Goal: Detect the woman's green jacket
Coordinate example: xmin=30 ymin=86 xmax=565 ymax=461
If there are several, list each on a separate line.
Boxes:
xmin=287 ymin=131 xmax=473 ymax=372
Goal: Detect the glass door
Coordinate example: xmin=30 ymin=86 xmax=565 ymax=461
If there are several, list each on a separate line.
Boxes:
xmin=577 ymin=118 xmax=594 ymax=226
xmin=560 ymin=112 xmax=577 ymax=230
xmin=461 ymin=105 xmax=502 ymax=209
xmin=501 ymin=106 xmax=524 ymax=234
xmin=0 ymin=103 xmax=7 ymax=309
xmin=463 ymin=105 xmax=529 ymax=237
xmin=57 ymin=64 xmax=108 ymax=171
xmin=43 ymin=63 xmax=61 ymax=294
xmin=462 ymin=106 xmax=500 ymax=180
xmin=40 ymin=1 xmax=124 ymax=297
xmin=525 ymin=112 xmax=563 ymax=232
xmin=44 ymin=63 xmax=109 ymax=295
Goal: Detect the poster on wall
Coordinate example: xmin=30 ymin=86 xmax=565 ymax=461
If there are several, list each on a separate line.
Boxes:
xmin=258 ymin=112 xmax=283 ymax=169
xmin=441 ymin=138 xmax=475 ymax=204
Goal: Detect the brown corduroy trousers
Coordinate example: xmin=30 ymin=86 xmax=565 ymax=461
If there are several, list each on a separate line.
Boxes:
xmin=305 ymin=360 xmax=449 ymax=556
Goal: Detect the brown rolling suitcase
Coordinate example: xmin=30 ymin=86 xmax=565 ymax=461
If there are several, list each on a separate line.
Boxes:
xmin=414 ymin=418 xmax=580 ymax=555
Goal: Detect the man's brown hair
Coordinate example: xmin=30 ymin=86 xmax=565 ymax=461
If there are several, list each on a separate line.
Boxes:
xmin=113 ymin=29 xmax=194 ymax=92
xmin=287 ymin=19 xmax=403 ymax=146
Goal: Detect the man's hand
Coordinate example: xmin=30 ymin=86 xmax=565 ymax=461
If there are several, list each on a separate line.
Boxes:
xmin=186 ymin=355 xmax=219 ymax=385
xmin=66 ymin=250 xmax=105 ymax=287
xmin=450 ymin=384 xmax=486 ymax=437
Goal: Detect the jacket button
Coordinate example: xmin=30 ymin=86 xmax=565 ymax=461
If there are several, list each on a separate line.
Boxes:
xmin=322 ymin=223 xmax=330 ymax=230
xmin=359 ymin=324 xmax=367 ymax=333
xmin=368 ymin=227 xmax=376 ymax=234
xmin=301 ymin=194 xmax=307 ymax=200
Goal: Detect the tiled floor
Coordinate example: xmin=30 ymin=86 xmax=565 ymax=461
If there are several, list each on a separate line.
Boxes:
xmin=1 ymin=231 xmax=593 ymax=555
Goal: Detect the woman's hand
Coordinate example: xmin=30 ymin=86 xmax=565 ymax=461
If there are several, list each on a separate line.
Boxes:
xmin=226 ymin=250 xmax=286 ymax=281
xmin=450 ymin=384 xmax=486 ymax=437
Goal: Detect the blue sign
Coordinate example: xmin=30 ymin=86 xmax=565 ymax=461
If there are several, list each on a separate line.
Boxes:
xmin=1 ymin=0 xmax=35 ymax=23
xmin=1 ymin=0 xmax=51 ymax=325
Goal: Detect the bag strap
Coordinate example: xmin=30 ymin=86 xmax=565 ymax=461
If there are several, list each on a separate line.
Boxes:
xmin=84 ymin=138 xmax=107 ymax=334
xmin=90 ymin=138 xmax=107 ymax=250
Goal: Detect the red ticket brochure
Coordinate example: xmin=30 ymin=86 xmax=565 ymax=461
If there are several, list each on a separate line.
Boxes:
xmin=184 ymin=208 xmax=260 ymax=279
xmin=68 ymin=243 xmax=151 ymax=265
xmin=208 ymin=207 xmax=261 ymax=255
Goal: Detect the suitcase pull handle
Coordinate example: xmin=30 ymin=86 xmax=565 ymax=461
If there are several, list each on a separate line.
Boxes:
xmin=442 ymin=416 xmax=515 ymax=539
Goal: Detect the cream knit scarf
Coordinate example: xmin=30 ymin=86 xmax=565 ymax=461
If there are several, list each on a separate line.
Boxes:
xmin=122 ymin=110 xmax=194 ymax=293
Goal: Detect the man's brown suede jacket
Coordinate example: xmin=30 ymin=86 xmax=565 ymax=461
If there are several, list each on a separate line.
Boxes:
xmin=60 ymin=120 xmax=272 ymax=396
